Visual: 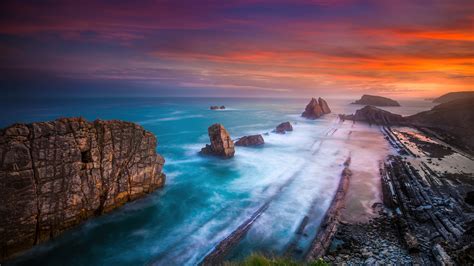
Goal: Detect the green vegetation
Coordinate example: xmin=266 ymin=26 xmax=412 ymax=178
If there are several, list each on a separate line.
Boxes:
xmin=225 ymin=253 xmax=328 ymax=266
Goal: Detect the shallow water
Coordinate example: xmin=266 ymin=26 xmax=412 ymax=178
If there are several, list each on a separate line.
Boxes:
xmin=1 ymin=97 xmax=434 ymax=265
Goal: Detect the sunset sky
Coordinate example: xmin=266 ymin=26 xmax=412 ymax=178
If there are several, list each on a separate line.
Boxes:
xmin=1 ymin=0 xmax=473 ymax=98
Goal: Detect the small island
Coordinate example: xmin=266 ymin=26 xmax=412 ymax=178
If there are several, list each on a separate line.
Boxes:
xmin=352 ymin=94 xmax=400 ymax=107
xmin=432 ymin=91 xmax=474 ymax=103
xmin=210 ymin=105 xmax=226 ymax=110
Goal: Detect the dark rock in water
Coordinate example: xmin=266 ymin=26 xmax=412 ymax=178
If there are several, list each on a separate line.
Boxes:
xmin=0 ymin=117 xmax=165 ymax=260
xmin=465 ymin=191 xmax=474 ymax=206
xmin=352 ymin=94 xmax=400 ymax=107
xmin=210 ymin=105 xmax=225 ymax=110
xmin=433 ymin=91 xmax=474 ymax=103
xmin=235 ymin=134 xmax=264 ymax=146
xmin=200 ymin=123 xmax=235 ymax=158
xmin=341 ymin=105 xmax=404 ymax=125
xmin=275 ymin=122 xmax=293 ymax=134
xmin=302 ymin=97 xmax=331 ymax=119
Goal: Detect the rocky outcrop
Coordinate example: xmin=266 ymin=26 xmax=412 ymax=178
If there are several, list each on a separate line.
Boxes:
xmin=210 ymin=106 xmax=225 ymax=110
xmin=200 ymin=124 xmax=235 ymax=158
xmin=235 ymin=135 xmax=264 ymax=146
xmin=302 ymin=97 xmax=331 ymax=119
xmin=340 ymin=105 xmax=404 ymax=125
xmin=433 ymin=91 xmax=474 ymax=103
xmin=275 ymin=122 xmax=293 ymax=134
xmin=407 ymin=98 xmax=474 ymax=152
xmin=352 ymin=95 xmax=400 ymax=107
xmin=0 ymin=117 xmax=165 ymax=260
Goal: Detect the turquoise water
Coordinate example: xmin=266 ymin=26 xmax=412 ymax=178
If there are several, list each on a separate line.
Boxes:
xmin=2 ymin=97 xmax=435 ymax=265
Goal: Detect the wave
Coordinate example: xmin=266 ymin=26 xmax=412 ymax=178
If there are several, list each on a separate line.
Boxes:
xmin=138 ymin=114 xmax=204 ymax=124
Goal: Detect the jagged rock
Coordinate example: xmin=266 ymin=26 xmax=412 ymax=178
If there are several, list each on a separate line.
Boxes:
xmin=302 ymin=97 xmax=331 ymax=119
xmin=0 ymin=117 xmax=165 ymax=259
xmin=235 ymin=135 xmax=264 ymax=146
xmin=340 ymin=105 xmax=404 ymax=125
xmin=275 ymin=122 xmax=293 ymax=134
xmin=200 ymin=124 xmax=235 ymax=158
xmin=352 ymin=95 xmax=400 ymax=107
xmin=210 ymin=106 xmax=225 ymax=110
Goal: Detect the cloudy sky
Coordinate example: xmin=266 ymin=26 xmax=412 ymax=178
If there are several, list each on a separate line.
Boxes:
xmin=1 ymin=0 xmax=473 ymax=98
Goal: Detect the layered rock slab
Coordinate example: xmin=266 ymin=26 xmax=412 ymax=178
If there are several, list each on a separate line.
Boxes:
xmin=0 ymin=117 xmax=165 ymax=259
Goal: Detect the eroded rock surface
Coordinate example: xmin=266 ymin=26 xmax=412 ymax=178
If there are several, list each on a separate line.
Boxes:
xmin=275 ymin=122 xmax=293 ymax=134
xmin=0 ymin=117 xmax=165 ymax=260
xmin=200 ymin=124 xmax=235 ymax=158
xmin=235 ymin=135 xmax=264 ymax=146
xmin=302 ymin=97 xmax=331 ymax=119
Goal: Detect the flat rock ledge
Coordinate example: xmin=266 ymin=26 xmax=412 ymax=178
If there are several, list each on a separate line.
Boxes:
xmin=200 ymin=123 xmax=235 ymax=158
xmin=0 ymin=117 xmax=165 ymax=260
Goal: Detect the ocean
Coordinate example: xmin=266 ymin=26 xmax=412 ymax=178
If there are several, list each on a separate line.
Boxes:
xmin=1 ymin=97 xmax=435 ymax=265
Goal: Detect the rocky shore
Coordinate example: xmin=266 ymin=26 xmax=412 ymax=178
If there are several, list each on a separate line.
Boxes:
xmin=314 ymin=123 xmax=474 ymax=265
xmin=0 ymin=118 xmax=166 ymax=260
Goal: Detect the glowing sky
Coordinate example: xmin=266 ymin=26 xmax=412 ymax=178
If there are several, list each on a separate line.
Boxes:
xmin=1 ymin=0 xmax=473 ymax=98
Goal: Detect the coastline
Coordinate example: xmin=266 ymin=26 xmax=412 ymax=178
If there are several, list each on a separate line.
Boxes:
xmin=315 ymin=124 xmax=474 ymax=264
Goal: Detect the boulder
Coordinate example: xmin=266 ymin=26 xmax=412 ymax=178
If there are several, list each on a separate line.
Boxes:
xmin=0 ymin=118 xmax=165 ymax=260
xmin=302 ymin=97 xmax=331 ymax=119
xmin=235 ymin=135 xmax=264 ymax=146
xmin=200 ymin=124 xmax=235 ymax=158
xmin=275 ymin=122 xmax=293 ymax=134
xmin=352 ymin=94 xmax=400 ymax=106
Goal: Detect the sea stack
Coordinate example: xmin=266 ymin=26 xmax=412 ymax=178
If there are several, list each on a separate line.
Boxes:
xmin=0 ymin=118 xmax=165 ymax=259
xmin=275 ymin=122 xmax=293 ymax=134
xmin=235 ymin=135 xmax=265 ymax=146
xmin=302 ymin=97 xmax=331 ymax=119
xmin=352 ymin=94 xmax=400 ymax=107
xmin=200 ymin=124 xmax=235 ymax=158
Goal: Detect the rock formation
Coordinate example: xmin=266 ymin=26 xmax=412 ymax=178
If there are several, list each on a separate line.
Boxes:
xmin=302 ymin=97 xmax=331 ymax=119
xmin=210 ymin=106 xmax=225 ymax=110
xmin=340 ymin=105 xmax=404 ymax=125
xmin=275 ymin=122 xmax=293 ymax=134
xmin=433 ymin=91 xmax=474 ymax=103
xmin=200 ymin=124 xmax=235 ymax=158
xmin=0 ymin=117 xmax=165 ymax=260
xmin=235 ymin=135 xmax=264 ymax=146
xmin=352 ymin=94 xmax=400 ymax=107
xmin=407 ymin=98 xmax=474 ymax=152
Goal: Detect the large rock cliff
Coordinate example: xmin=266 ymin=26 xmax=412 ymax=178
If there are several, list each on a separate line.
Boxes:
xmin=0 ymin=118 xmax=165 ymax=259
